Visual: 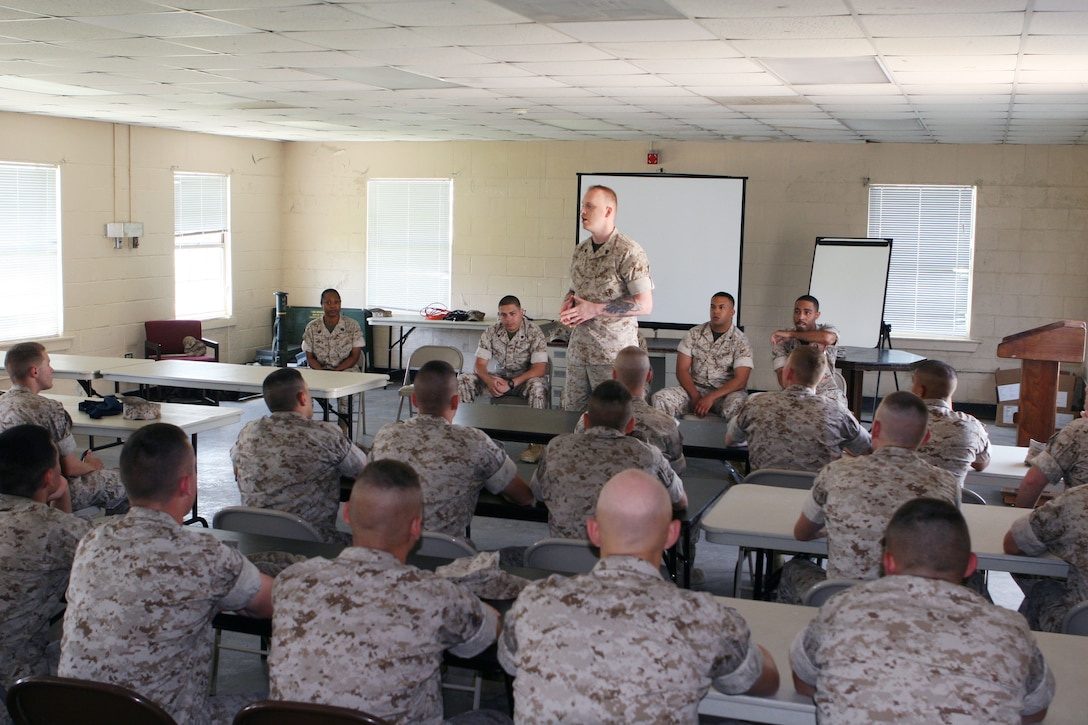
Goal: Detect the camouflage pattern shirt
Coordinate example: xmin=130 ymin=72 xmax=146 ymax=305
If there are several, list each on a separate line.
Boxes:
xmin=0 ymin=494 xmax=90 ymax=689
xmin=567 ymin=229 xmax=653 ymax=366
xmin=269 ymin=546 xmax=496 ymax=725
xmin=59 ymin=507 xmax=263 ymax=725
xmin=530 ymin=427 xmax=684 ymax=539
xmin=1031 ymin=416 xmax=1088 ymax=489
xmin=770 ymin=323 xmax=843 ymax=401
xmin=302 ymin=316 xmax=364 ymax=371
xmin=498 ymin=556 xmax=764 ymax=725
xmin=370 ymin=415 xmax=518 ymax=536
xmin=575 ymin=397 xmax=686 ymax=474
xmin=230 ymin=411 xmax=367 ymax=543
xmin=727 ymin=386 xmax=870 ymax=471
xmin=791 ymin=575 xmax=1054 ymax=724
xmin=475 ymin=318 xmax=549 ymax=378
xmin=0 ymin=385 xmax=126 ymax=511
xmin=804 ymin=446 xmax=960 ymax=579
xmin=1009 ymin=485 xmax=1088 ymax=631
xmin=677 ymin=322 xmax=754 ymax=390
xmin=917 ymin=398 xmax=991 ymax=486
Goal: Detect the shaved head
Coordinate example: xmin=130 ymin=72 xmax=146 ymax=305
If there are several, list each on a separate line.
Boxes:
xmin=912 ymin=359 xmax=957 ymax=400
xmin=884 ymin=498 xmax=972 ymax=581
xmin=874 ymin=391 xmax=929 ymax=449
xmin=349 ymin=460 xmax=423 ymax=554
xmin=591 ymin=470 xmax=675 ymax=559
xmin=613 ymin=345 xmax=650 ymax=391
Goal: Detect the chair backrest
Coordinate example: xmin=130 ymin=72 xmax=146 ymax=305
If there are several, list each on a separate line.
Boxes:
xmin=801 ymin=579 xmax=861 ymax=607
xmin=960 ymin=487 xmax=987 ymax=505
xmin=402 ymin=345 xmax=464 ymax=385
xmin=524 ymin=538 xmax=601 ymax=574
xmin=233 ymin=700 xmax=389 ymax=725
xmin=144 ymin=320 xmax=203 ymax=356
xmin=412 ymin=531 xmax=477 ymax=559
xmin=1061 ymin=600 xmax=1088 ymax=635
xmin=7 ymin=675 xmax=178 ymax=725
xmin=213 ymin=506 xmax=323 ymax=542
xmin=743 ymin=468 xmax=817 ymax=490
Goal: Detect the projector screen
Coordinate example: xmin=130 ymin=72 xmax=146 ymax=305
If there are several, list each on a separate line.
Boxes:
xmin=808 ymin=237 xmax=892 ymax=348
xmin=576 ymin=173 xmax=746 ymax=326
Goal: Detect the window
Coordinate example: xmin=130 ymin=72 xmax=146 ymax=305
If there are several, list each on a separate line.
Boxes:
xmin=366 ymin=179 xmax=452 ymax=311
xmin=0 ymin=162 xmax=61 ymax=341
xmin=867 ymin=184 xmax=976 ymax=339
xmin=174 ymin=172 xmax=230 ymax=319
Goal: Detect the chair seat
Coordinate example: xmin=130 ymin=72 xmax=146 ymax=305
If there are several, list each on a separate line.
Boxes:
xmin=398 ymin=385 xmax=414 ymax=397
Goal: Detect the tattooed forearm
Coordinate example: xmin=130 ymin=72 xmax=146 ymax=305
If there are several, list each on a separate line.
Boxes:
xmin=602 ymin=296 xmax=643 ymax=316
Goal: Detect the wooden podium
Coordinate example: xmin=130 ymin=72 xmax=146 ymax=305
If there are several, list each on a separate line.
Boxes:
xmin=997 ymin=321 xmax=1086 ymax=446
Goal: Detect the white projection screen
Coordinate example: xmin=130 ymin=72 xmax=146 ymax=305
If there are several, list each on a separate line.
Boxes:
xmin=808 ymin=237 xmax=892 ymax=348
xmin=576 ymin=173 xmax=746 ymax=326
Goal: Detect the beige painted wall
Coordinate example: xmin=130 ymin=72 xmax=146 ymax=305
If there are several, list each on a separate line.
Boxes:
xmin=0 ymin=111 xmax=283 ymax=376
xmin=282 ymin=139 xmax=1088 ymax=404
xmin=3 ymin=107 xmax=1084 ymax=405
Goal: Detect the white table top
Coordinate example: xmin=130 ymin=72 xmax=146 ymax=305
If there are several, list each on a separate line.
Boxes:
xmin=99 ymin=360 xmax=388 ymax=398
xmin=45 ymin=393 xmax=241 ymax=437
xmin=698 ymin=596 xmax=1088 ymax=725
xmin=47 ymin=354 xmax=149 ymax=379
xmin=702 ymin=484 xmax=1068 ymax=578
xmin=367 ymin=315 xmax=496 ymax=331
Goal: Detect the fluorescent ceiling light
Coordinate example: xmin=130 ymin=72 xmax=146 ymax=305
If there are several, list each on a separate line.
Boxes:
xmin=761 ymin=56 xmax=891 ymax=85
xmin=0 ymin=75 xmax=116 ymax=95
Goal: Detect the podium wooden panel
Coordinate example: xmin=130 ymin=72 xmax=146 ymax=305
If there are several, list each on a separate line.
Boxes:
xmin=997 ymin=321 xmax=1086 ymax=446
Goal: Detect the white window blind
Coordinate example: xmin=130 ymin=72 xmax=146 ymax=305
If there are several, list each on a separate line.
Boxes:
xmin=868 ymin=184 xmax=976 ymax=339
xmin=174 ymin=172 xmax=230 ymax=320
xmin=366 ymin=179 xmax=452 ymax=311
xmin=0 ymin=162 xmax=61 ymax=342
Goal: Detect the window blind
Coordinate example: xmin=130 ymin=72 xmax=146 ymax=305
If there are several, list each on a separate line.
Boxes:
xmin=0 ymin=162 xmax=61 ymax=341
xmin=366 ymin=179 xmax=452 ymax=312
xmin=174 ymin=172 xmax=230 ymax=319
xmin=868 ymin=184 xmax=975 ymax=339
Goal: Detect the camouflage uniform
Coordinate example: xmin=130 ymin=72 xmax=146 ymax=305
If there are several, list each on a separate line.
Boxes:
xmin=530 ymin=427 xmax=684 ymax=539
xmin=230 ymin=411 xmax=367 ymax=544
xmin=917 ymin=398 xmax=991 ymax=486
xmin=0 ymin=385 xmax=127 ymax=511
xmin=269 ymin=546 xmax=496 ymax=725
xmin=1008 ymin=485 xmax=1088 ymax=632
xmin=651 ymin=322 xmax=753 ymax=420
xmin=574 ymin=397 xmax=686 ymax=474
xmin=59 ymin=507 xmax=264 ymax=725
xmin=458 ymin=319 xmax=550 ymax=409
xmin=0 ymin=495 xmax=90 ymax=695
xmin=791 ymin=575 xmax=1055 ymax=725
xmin=301 ymin=316 xmax=365 ymax=371
xmin=778 ymin=447 xmax=959 ymax=604
xmin=1029 ymin=416 xmax=1088 ymax=489
xmin=770 ymin=323 xmax=845 ymax=405
xmin=563 ymin=229 xmax=652 ymax=412
xmin=370 ymin=415 xmax=518 ymax=537
xmin=726 ymin=386 xmax=870 ymax=472
xmin=498 ymin=556 xmax=764 ymax=725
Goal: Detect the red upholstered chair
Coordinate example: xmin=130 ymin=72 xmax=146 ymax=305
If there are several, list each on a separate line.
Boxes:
xmin=144 ymin=320 xmax=219 ymax=362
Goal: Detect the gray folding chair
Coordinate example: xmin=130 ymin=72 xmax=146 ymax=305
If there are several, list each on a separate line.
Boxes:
xmin=210 ymin=506 xmax=322 ymax=690
xmin=212 ymin=506 xmax=322 ymax=542
xmin=524 ymin=538 xmax=601 ymax=575
xmin=1061 ymin=600 xmax=1088 ymax=635
xmin=801 ymin=578 xmax=861 ymax=607
xmin=233 ymin=700 xmax=388 ymax=725
xmin=734 ymin=469 xmax=818 ymax=597
xmin=743 ymin=468 xmax=817 ymax=490
xmin=412 ymin=531 xmax=477 ymax=559
xmin=397 ymin=345 xmax=464 ymax=421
